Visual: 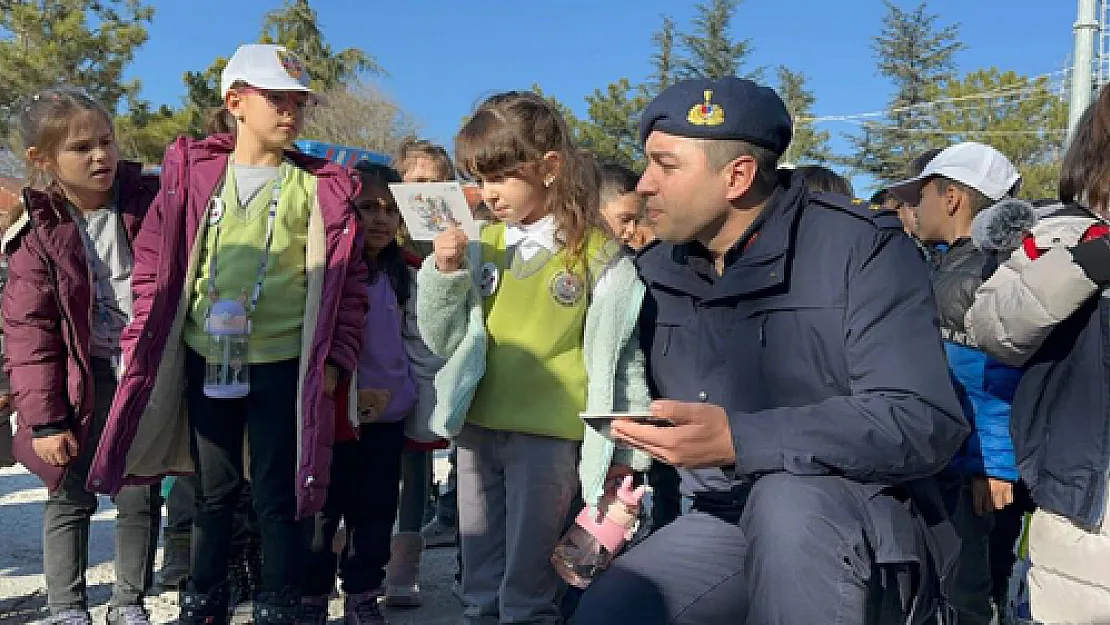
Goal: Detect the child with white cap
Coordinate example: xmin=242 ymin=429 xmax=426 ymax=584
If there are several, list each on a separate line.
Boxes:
xmin=888 ymin=141 xmax=1025 ymax=624
xmin=86 ymin=43 xmax=368 ymax=625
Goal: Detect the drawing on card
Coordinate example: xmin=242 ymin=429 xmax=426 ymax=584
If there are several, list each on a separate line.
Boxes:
xmin=389 ymin=182 xmax=480 ymax=241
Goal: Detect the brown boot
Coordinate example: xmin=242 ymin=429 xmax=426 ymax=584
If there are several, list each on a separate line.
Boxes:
xmin=383 ymin=532 xmax=423 ymax=608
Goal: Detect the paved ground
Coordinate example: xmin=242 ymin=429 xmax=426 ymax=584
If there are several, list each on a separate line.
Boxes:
xmin=0 ymin=463 xmax=463 ymax=624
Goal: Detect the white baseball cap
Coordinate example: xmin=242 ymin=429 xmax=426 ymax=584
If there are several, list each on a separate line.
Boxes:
xmin=888 ymin=142 xmax=1022 ymax=204
xmin=220 ymin=44 xmax=313 ymax=99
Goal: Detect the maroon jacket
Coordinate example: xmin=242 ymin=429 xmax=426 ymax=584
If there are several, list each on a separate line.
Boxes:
xmin=1 ymin=162 xmax=157 ymax=491
xmin=87 ymin=134 xmax=368 ymax=518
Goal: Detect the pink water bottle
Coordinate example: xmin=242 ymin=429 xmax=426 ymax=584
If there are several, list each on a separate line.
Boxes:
xmin=551 ymin=475 xmax=647 ymax=589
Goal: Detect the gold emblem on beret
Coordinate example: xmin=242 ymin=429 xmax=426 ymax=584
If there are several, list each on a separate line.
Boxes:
xmin=687 ymin=90 xmax=725 ymax=126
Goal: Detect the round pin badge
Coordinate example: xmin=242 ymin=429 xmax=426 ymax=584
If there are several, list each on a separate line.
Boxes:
xmin=550 ymin=271 xmax=586 ymax=307
xmin=208 ymin=197 xmax=225 ymax=226
xmin=479 ymin=262 xmax=500 ymax=297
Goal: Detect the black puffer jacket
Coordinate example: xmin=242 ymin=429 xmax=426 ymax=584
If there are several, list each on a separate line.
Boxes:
xmin=931 ymin=239 xmax=997 ymax=346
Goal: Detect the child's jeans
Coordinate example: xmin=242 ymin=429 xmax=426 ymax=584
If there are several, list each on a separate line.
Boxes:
xmin=184 ymin=349 xmax=305 ymax=599
xmin=43 ymin=357 xmax=160 ymax=614
xmin=456 ymin=425 xmax=579 ymax=625
xmin=303 ymin=420 xmax=406 ymax=596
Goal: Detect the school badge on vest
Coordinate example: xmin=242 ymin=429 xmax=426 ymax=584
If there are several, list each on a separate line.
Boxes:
xmin=479 ymin=262 xmax=500 ymax=297
xmin=549 ymin=271 xmax=586 ymax=307
xmin=687 ymin=90 xmax=725 ymax=126
xmin=208 ymin=197 xmax=225 ymax=226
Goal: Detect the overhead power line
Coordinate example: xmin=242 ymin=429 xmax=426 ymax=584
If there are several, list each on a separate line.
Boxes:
xmin=799 ymin=70 xmax=1069 ymax=125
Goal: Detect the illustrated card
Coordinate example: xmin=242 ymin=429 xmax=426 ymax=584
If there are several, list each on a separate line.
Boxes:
xmin=388 ymin=182 xmax=480 ymax=241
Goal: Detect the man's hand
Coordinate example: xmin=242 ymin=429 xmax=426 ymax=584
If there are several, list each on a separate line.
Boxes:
xmin=611 ymin=400 xmax=736 ymax=468
xmin=972 ymin=476 xmax=1014 ymax=515
xmin=433 ymin=225 xmax=469 ymax=273
xmin=33 ymin=431 xmax=79 ymax=467
xmin=324 ymin=365 xmax=339 ymax=398
xmin=0 ymin=394 xmax=12 ymax=411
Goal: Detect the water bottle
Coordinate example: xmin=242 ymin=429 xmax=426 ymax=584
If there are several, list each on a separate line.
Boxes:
xmin=551 ymin=475 xmax=647 ymax=589
xmin=203 ymin=299 xmax=250 ymax=399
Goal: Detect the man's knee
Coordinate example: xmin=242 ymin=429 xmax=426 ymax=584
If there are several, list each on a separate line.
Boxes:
xmin=742 ymin=474 xmax=871 ymax=572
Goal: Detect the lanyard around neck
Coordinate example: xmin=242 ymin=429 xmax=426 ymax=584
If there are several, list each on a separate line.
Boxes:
xmin=206 ymin=162 xmax=286 ymax=314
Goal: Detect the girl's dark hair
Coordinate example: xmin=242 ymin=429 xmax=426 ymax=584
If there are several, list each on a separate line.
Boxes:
xmin=354 ymin=160 xmax=411 ymax=305
xmin=455 ymin=91 xmax=600 ymax=272
xmin=1060 ymin=92 xmax=1109 ymax=209
xmin=795 ymin=165 xmax=854 ymax=197
xmin=11 ymin=87 xmax=113 ymax=226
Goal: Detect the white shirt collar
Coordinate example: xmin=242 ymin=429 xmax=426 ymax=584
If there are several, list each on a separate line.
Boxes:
xmin=504 ymin=214 xmax=559 ymax=260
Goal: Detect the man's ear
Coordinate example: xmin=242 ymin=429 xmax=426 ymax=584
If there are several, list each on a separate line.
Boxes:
xmin=944 ymin=183 xmax=963 ymax=216
xmin=723 ymin=156 xmax=757 ymax=202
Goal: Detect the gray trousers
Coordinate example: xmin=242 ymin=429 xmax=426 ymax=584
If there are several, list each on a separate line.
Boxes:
xmin=44 ymin=358 xmax=161 ymax=613
xmin=571 ymin=474 xmax=928 ymax=625
xmin=456 ymin=425 xmax=579 ymax=625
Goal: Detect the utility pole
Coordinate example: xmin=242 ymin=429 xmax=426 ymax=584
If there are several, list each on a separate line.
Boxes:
xmin=1069 ymin=0 xmax=1100 ymax=142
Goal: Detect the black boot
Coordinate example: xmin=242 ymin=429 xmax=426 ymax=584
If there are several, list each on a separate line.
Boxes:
xmin=177 ymin=585 xmax=229 ymax=625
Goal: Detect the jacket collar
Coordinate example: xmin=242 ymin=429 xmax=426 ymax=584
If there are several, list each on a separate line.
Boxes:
xmin=636 ymin=173 xmax=806 ymax=301
xmin=184 ymin=133 xmax=359 ymax=226
xmin=3 ymin=160 xmax=148 ymax=253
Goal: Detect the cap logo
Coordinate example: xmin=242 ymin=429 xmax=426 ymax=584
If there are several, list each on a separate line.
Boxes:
xmin=687 ymin=90 xmax=725 ymax=126
xmin=276 ymin=48 xmax=309 ymax=87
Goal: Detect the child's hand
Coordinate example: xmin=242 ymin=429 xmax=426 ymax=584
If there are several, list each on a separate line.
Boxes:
xmin=33 ymin=430 xmax=78 ymax=467
xmin=434 ymin=225 xmax=469 ymax=273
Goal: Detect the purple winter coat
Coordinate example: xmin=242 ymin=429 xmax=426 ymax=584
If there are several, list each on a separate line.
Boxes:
xmin=1 ymin=161 xmax=156 ymax=491
xmin=86 ymin=134 xmax=368 ymax=518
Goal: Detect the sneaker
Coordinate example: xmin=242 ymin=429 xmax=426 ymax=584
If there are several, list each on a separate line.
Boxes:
xmin=343 ymin=591 xmax=388 ymax=625
xmin=44 ymin=609 xmax=92 ymax=625
xmin=419 ymin=517 xmax=457 ymax=549
xmin=106 ymin=605 xmax=151 ymax=625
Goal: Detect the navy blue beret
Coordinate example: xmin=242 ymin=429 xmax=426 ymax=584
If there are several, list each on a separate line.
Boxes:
xmin=639 ymin=77 xmax=793 ymax=155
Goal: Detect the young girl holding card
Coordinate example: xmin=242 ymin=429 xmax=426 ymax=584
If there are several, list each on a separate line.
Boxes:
xmin=2 ymin=87 xmax=161 ymax=625
xmin=416 ymin=91 xmax=652 ymax=622
xmin=86 ymin=44 xmax=368 ymax=624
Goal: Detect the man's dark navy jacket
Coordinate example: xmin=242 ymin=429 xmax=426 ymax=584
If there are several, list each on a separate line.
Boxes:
xmin=636 ymin=174 xmax=969 ymax=515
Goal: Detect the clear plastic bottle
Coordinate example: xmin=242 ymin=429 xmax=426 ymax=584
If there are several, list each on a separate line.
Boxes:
xmin=203 ymin=299 xmax=251 ymax=399
xmin=551 ymin=475 xmax=647 ymax=589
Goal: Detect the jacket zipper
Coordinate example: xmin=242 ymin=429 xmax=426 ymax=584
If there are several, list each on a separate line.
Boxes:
xmin=24 ymin=192 xmax=90 ymax=470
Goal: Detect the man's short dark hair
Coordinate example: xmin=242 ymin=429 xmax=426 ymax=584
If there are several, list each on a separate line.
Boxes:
xmin=697 ymin=139 xmax=779 ymax=197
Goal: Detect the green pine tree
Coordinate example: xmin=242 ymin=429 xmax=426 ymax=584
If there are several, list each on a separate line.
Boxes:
xmin=776 ymin=66 xmax=832 ymax=166
xmin=679 ymin=0 xmax=760 ymax=81
xmin=0 ymin=0 xmax=155 ymax=135
xmin=842 ymin=0 xmax=963 ymax=183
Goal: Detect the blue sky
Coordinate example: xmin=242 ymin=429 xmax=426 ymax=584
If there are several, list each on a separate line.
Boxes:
xmin=126 ymin=1 xmax=1077 ymax=191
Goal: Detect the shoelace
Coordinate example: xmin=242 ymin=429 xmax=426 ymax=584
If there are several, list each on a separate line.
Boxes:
xmin=111 ymin=605 xmax=151 ymax=625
